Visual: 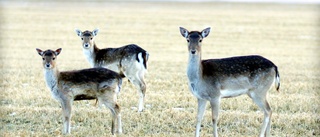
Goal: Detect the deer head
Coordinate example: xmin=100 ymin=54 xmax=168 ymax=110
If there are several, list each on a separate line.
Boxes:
xmin=179 ymin=27 xmax=210 ymax=55
xmin=36 ymin=48 xmax=62 ymax=69
xmin=75 ymin=28 xmax=99 ymax=49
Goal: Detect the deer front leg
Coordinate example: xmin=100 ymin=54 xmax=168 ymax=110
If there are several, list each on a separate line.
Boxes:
xmin=195 ymin=98 xmax=207 ymax=137
xmin=61 ymin=99 xmax=72 ymax=134
xmin=210 ymin=98 xmax=221 ymax=137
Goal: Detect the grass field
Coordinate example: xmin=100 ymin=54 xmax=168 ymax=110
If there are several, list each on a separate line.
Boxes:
xmin=0 ymin=1 xmax=319 ymax=136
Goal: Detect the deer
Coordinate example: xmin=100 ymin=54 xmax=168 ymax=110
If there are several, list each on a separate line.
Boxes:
xmin=75 ymin=28 xmax=149 ymax=112
xmin=179 ymin=27 xmax=280 ymax=137
xmin=36 ymin=48 xmax=123 ymax=135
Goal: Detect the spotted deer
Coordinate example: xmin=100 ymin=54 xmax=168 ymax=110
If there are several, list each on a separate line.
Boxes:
xmin=75 ymin=28 xmax=149 ymax=112
xmin=179 ymin=27 xmax=280 ymax=137
xmin=36 ymin=48 xmax=122 ymax=135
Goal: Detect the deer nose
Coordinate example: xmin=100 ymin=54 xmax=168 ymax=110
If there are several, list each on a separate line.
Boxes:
xmin=191 ymin=50 xmax=196 ymax=54
xmin=45 ymin=63 xmax=50 ymax=68
xmin=84 ymin=43 xmax=89 ymax=48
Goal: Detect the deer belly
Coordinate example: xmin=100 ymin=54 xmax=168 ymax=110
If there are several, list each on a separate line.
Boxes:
xmin=64 ymin=84 xmax=97 ymax=97
xmin=220 ymin=89 xmax=248 ymax=98
xmin=219 ymin=76 xmax=252 ymax=98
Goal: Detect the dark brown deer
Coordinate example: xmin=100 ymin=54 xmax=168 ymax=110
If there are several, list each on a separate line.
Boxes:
xmin=75 ymin=28 xmax=148 ymax=112
xmin=179 ymin=27 xmax=280 ymax=137
xmin=36 ymin=48 xmax=122 ymax=135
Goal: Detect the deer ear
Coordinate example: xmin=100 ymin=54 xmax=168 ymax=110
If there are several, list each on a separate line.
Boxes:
xmin=93 ymin=28 xmax=99 ymax=36
xmin=55 ymin=48 xmax=62 ymax=56
xmin=75 ymin=29 xmax=82 ymax=36
xmin=201 ymin=27 xmax=211 ymax=38
xmin=179 ymin=27 xmax=189 ymax=38
xmin=36 ymin=48 xmax=44 ymax=56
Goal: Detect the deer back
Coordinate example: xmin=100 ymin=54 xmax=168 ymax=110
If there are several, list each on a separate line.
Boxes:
xmin=58 ymin=68 xmax=122 ymax=99
xmin=95 ymin=44 xmax=148 ymax=68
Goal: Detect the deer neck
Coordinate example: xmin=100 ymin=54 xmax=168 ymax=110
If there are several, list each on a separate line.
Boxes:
xmin=44 ymin=67 xmax=59 ymax=92
xmin=83 ymin=42 xmax=99 ymax=67
xmin=187 ymin=52 xmax=202 ymax=83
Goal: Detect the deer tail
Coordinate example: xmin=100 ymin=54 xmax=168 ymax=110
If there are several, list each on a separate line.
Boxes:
xmin=274 ymin=66 xmax=280 ymax=92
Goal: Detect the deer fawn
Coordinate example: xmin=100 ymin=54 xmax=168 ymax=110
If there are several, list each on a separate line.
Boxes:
xmin=179 ymin=27 xmax=280 ymax=137
xmin=36 ymin=48 xmax=122 ymax=135
xmin=75 ymin=28 xmax=149 ymax=112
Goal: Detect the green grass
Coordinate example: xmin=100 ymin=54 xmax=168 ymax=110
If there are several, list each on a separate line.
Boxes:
xmin=0 ymin=1 xmax=319 ymax=136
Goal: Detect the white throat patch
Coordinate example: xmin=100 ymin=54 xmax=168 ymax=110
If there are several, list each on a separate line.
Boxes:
xmin=83 ymin=48 xmax=95 ymax=67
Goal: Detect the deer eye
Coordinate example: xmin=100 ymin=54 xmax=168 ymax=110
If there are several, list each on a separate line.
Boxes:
xmin=187 ymin=39 xmax=190 ymax=42
xmin=90 ymin=38 xmax=93 ymax=40
xmin=42 ymin=58 xmax=45 ymax=60
xmin=199 ymin=39 xmax=202 ymax=42
xmin=52 ymin=57 xmax=55 ymax=60
xmin=81 ymin=38 xmax=83 ymax=40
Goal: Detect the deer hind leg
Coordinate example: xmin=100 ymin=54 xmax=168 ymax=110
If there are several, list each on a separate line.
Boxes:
xmin=127 ymin=73 xmax=146 ymax=112
xmin=122 ymin=55 xmax=147 ymax=112
xmin=137 ymin=76 xmax=146 ymax=112
xmin=60 ymin=99 xmax=73 ymax=134
xmin=248 ymin=92 xmax=272 ymax=137
xmin=98 ymin=95 xmax=122 ymax=135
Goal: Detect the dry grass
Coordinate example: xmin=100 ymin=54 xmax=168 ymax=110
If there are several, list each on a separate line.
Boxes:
xmin=0 ymin=1 xmax=319 ymax=136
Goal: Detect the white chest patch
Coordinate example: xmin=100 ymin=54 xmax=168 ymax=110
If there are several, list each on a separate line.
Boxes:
xmin=44 ymin=70 xmax=60 ymax=101
xmin=188 ymin=82 xmax=205 ymax=100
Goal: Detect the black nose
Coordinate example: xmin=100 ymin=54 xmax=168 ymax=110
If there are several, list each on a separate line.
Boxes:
xmin=84 ymin=44 xmax=89 ymax=47
xmin=191 ymin=50 xmax=196 ymax=54
xmin=46 ymin=64 xmax=50 ymax=68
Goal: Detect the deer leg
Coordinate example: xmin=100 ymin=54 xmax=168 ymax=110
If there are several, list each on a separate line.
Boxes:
xmin=113 ymin=86 xmax=123 ymax=134
xmin=210 ymin=98 xmax=221 ymax=137
xmin=100 ymin=97 xmax=122 ymax=134
xmin=117 ymin=107 xmax=123 ymax=134
xmin=265 ymin=104 xmax=272 ymax=137
xmin=248 ymin=92 xmax=272 ymax=137
xmin=129 ymin=75 xmax=146 ymax=112
xmin=260 ymin=101 xmax=272 ymax=137
xmin=60 ymin=99 xmax=72 ymax=134
xmin=137 ymin=77 xmax=146 ymax=112
xmin=195 ymin=98 xmax=207 ymax=137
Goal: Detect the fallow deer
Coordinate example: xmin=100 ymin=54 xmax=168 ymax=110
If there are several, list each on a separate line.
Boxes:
xmin=36 ymin=48 xmax=122 ymax=135
xmin=179 ymin=27 xmax=280 ymax=137
xmin=75 ymin=28 xmax=149 ymax=112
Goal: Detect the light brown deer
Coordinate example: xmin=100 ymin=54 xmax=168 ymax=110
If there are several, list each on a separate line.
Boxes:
xmin=36 ymin=48 xmax=122 ymax=135
xmin=179 ymin=27 xmax=280 ymax=137
xmin=75 ymin=28 xmax=149 ymax=112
